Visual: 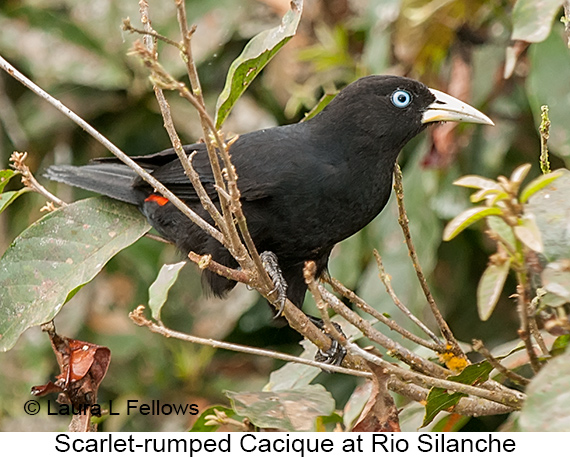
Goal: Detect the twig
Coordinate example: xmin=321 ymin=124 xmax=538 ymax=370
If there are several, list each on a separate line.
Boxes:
xmin=304 ymin=261 xmax=348 ymax=346
xmin=187 ymin=251 xmax=251 ymax=285
xmin=318 ymin=285 xmax=450 ymax=378
xmin=373 ymin=250 xmax=444 ymax=348
xmin=393 ymin=163 xmax=465 ymax=359
xmin=186 ymin=251 xmax=363 ymax=369
xmin=385 ymin=377 xmax=515 ymax=417
xmin=122 ymin=17 xmax=181 ymax=48
xmin=0 ymin=52 xmax=223 ymax=245
xmin=129 ymin=305 xmax=370 ymax=378
xmin=9 ymin=151 xmax=65 ymax=206
xmin=325 ymin=275 xmax=443 ymax=353
xmin=345 ymin=340 xmax=525 ymax=409
xmin=137 ymin=1 xmax=227 ymax=240
xmin=472 ymin=339 xmax=530 ymax=386
xmin=174 ymin=0 xmax=273 ymax=293
xmin=515 ymin=284 xmax=542 ymax=373
xmin=539 ymin=105 xmax=551 ymax=174
xmin=144 ymin=232 xmax=172 ymax=244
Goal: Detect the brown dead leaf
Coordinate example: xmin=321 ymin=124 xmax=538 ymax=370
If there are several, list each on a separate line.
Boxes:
xmin=31 ymin=323 xmax=111 ymax=421
xmin=351 ymin=366 xmax=400 ymax=432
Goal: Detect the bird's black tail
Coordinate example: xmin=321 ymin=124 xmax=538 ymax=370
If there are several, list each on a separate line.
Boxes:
xmin=44 ymin=163 xmax=141 ymax=205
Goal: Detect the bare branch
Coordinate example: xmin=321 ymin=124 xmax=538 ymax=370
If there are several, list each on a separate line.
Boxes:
xmin=472 ymin=339 xmax=530 ymax=386
xmin=318 ymin=285 xmax=451 ymax=378
xmin=346 ymin=341 xmax=525 ymax=409
xmin=10 ymin=151 xmax=65 ymax=206
xmin=129 ymin=305 xmax=370 ymax=378
xmin=325 ymin=275 xmax=443 ymax=353
xmin=373 ymin=250 xmax=444 ymax=349
xmin=515 ymin=283 xmax=543 ymax=373
xmin=0 ymin=53 xmax=224 ymax=244
xmin=393 ymin=163 xmax=465 ymax=359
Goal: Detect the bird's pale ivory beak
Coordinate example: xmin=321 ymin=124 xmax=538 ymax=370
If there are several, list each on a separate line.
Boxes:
xmin=422 ymin=88 xmax=494 ymax=126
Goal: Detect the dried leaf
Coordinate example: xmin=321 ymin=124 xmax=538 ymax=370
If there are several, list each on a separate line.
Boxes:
xmin=352 ymin=367 xmax=400 ymax=432
xmin=31 ymin=326 xmax=111 ymax=416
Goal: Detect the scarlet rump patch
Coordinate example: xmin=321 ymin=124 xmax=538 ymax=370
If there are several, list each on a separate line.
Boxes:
xmin=145 ymin=194 xmax=169 ymax=206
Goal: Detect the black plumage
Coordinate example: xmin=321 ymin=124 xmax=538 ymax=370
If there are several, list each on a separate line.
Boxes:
xmin=45 ymin=75 xmax=492 ymax=309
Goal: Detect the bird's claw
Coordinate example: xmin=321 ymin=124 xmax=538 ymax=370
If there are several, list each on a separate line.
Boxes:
xmin=308 ymin=317 xmax=347 ymax=367
xmin=260 ymin=251 xmax=288 ymax=318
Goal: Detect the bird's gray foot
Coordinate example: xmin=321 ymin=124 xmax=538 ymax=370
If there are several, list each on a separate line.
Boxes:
xmin=260 ymin=251 xmax=288 ymax=318
xmin=308 ymin=316 xmax=347 ymax=367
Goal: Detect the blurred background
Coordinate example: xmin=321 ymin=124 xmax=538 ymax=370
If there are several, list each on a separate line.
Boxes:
xmin=0 ymin=0 xmax=568 ymax=431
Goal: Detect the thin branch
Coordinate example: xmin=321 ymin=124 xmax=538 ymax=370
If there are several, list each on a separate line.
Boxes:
xmin=187 ymin=251 xmax=251 ymax=285
xmin=174 ymin=0 xmax=273 ymax=291
xmin=325 ymin=275 xmax=443 ymax=353
xmin=304 ymin=261 xmax=348 ymax=346
xmin=472 ymin=339 xmax=530 ymax=386
xmin=385 ymin=377 xmax=516 ymax=417
xmin=318 ymin=285 xmax=451 ymax=378
xmin=129 ymin=305 xmax=370 ymax=378
xmin=539 ymin=105 xmax=551 ymax=174
xmin=0 ymin=52 xmax=224 ymax=245
xmin=345 ymin=340 xmax=525 ymax=409
xmin=373 ymin=250 xmax=444 ymax=348
xmin=122 ymin=17 xmax=182 ymax=49
xmin=10 ymin=151 xmax=65 ymax=206
xmin=137 ymin=2 xmax=228 ymax=240
xmin=515 ymin=283 xmax=542 ymax=373
xmin=186 ymin=251 xmax=364 ymax=369
xmin=393 ymin=163 xmax=465 ymax=359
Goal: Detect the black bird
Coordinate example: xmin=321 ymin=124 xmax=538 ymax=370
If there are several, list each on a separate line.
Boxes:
xmin=45 ymin=75 xmax=492 ymax=327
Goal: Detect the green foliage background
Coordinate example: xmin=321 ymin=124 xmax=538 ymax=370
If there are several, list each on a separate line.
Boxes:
xmin=0 ymin=0 xmax=568 ymax=431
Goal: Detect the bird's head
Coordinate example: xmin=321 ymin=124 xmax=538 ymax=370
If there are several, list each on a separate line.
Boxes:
xmin=312 ymin=75 xmax=493 ymax=156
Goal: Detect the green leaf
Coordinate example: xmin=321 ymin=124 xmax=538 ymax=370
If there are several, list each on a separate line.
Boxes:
xmin=469 ymin=188 xmax=509 ymax=204
xmin=0 ymin=170 xmax=19 ymax=193
xmin=520 ymin=348 xmax=570 ymax=431
xmin=527 ymin=25 xmax=570 ymax=158
xmin=226 ymin=384 xmax=335 ymax=432
xmin=550 ymin=335 xmax=570 ymax=356
xmin=214 ymin=0 xmax=303 ymax=128
xmin=443 ymin=207 xmax=503 ymax=241
xmin=453 ymin=175 xmax=502 ymax=190
xmin=0 ymin=197 xmax=150 ymax=352
xmin=524 ymin=169 xmax=570 ymax=262
xmin=509 ymin=163 xmax=532 ymax=187
xmin=487 ymin=216 xmax=516 ymax=249
xmin=148 ymin=261 xmax=187 ymax=321
xmin=0 ymin=188 xmax=30 ymax=215
xmin=477 ymin=259 xmax=511 ymax=321
xmin=423 ymin=388 xmax=465 ymax=428
xmin=422 ymin=361 xmax=493 ymax=427
xmin=520 ymin=170 xmax=564 ymax=203
xmin=541 ymin=261 xmax=570 ymax=305
xmin=511 ymin=0 xmax=565 ymax=43
xmin=514 ymin=214 xmax=543 ymax=252
xmin=189 ymin=405 xmax=237 ymax=432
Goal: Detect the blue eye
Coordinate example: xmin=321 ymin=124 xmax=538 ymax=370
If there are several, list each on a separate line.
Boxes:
xmin=391 ymin=90 xmax=412 ymax=108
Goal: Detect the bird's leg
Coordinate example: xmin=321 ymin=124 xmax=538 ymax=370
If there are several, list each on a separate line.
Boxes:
xmin=307 ymin=316 xmax=347 ymax=366
xmin=260 ymin=251 xmax=288 ymax=318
